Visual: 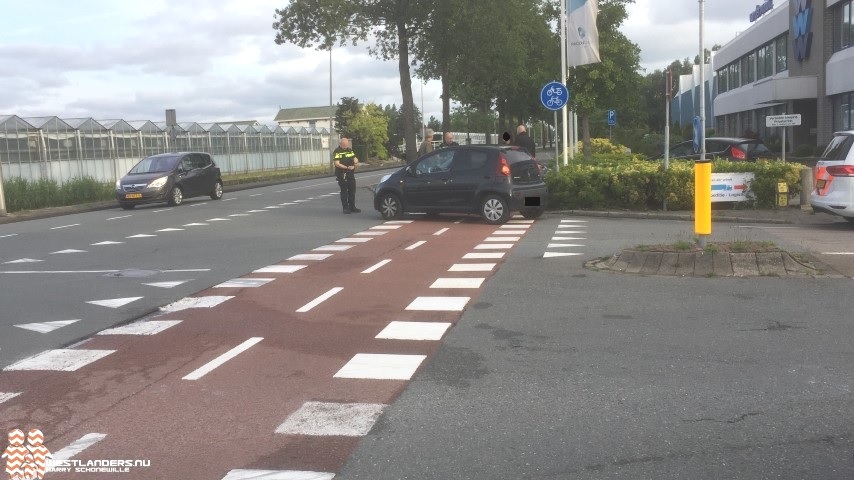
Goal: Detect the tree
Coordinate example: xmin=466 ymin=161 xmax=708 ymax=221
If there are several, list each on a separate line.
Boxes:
xmin=273 ymin=0 xmax=429 ymax=161
xmin=334 ymin=97 xmax=360 ymax=137
xmin=427 ymin=116 xmax=441 ymax=132
xmin=565 ymin=0 xmax=643 ymax=158
xmin=349 ymin=104 xmax=390 ymax=160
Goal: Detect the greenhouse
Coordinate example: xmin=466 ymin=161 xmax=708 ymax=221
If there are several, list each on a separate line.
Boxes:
xmin=0 ymin=115 xmax=330 ymax=184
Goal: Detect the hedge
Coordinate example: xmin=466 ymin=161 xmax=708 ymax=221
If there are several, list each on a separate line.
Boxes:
xmin=545 ymin=142 xmax=806 ymax=211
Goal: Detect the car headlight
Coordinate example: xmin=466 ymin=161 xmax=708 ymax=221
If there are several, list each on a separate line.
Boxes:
xmin=148 ymin=176 xmax=168 ymax=189
xmin=115 ymin=179 xmax=121 ymax=189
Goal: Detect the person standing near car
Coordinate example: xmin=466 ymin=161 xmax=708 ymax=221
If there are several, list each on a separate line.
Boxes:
xmin=418 ymin=129 xmax=434 ymax=157
xmin=333 ymin=137 xmax=360 ymax=214
xmin=513 ymin=124 xmax=536 ymax=158
xmin=439 ymin=131 xmax=459 ymax=148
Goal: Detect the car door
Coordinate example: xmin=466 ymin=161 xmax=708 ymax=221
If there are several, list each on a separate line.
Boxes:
xmin=196 ymin=153 xmax=217 ymax=193
xmin=179 ymin=154 xmax=205 ymax=197
xmin=447 ymin=149 xmax=489 ymax=209
xmin=401 ymin=149 xmax=455 ymax=208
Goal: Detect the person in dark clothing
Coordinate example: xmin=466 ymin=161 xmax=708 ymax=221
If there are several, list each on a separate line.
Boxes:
xmin=513 ymin=124 xmax=536 ymax=158
xmin=439 ymin=131 xmax=459 ymax=148
xmin=332 ymin=137 xmax=360 ymax=213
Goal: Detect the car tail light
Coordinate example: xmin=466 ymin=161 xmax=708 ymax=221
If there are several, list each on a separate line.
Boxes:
xmin=498 ymin=155 xmax=511 ymax=176
xmin=827 ymin=165 xmax=854 ymax=177
xmin=731 ymin=147 xmax=747 ymax=160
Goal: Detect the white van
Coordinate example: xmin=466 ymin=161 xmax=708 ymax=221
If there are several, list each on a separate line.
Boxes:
xmin=811 ymin=131 xmax=854 ymax=222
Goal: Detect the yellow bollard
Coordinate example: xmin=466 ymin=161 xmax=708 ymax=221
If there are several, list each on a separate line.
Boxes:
xmin=695 ymin=161 xmax=712 ymax=236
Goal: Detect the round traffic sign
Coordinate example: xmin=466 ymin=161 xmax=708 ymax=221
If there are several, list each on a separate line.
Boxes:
xmin=540 ymin=81 xmax=569 ymax=111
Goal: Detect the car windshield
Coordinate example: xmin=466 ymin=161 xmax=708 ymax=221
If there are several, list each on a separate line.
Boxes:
xmin=741 ymin=142 xmax=770 ymax=154
xmin=821 ymin=135 xmax=854 ymax=161
xmin=500 ymin=148 xmax=532 ymax=163
xmin=128 ymin=155 xmax=180 ymax=174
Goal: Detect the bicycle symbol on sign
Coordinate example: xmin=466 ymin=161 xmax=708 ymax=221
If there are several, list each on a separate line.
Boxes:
xmin=546 ymin=96 xmax=563 ymax=107
xmin=546 ymin=86 xmax=563 ymax=97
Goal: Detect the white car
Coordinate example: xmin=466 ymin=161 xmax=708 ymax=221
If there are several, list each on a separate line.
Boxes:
xmin=812 ymin=131 xmax=854 ymax=223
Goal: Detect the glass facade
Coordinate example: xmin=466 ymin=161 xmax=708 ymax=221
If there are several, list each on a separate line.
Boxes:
xmin=833 ymin=92 xmax=854 ymax=131
xmin=833 ymin=0 xmax=853 ymax=52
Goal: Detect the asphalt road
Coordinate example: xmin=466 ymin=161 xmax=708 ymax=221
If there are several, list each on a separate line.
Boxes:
xmin=2 ymin=171 xmax=854 ymax=479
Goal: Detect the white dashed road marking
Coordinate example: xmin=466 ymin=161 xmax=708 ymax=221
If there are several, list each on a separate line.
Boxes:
xmin=91 ymin=241 xmax=123 ymax=245
xmin=14 ymin=320 xmax=80 ymax=333
xmin=52 ymin=433 xmax=108 ymax=461
xmin=449 ymin=263 xmax=496 ymax=272
xmin=0 ymin=234 xmax=19 ymax=238
xmin=362 ymin=259 xmax=392 ymax=274
xmin=484 ymin=236 xmax=519 ymax=242
xmin=183 ymin=337 xmax=264 ymax=380
xmin=335 ymin=238 xmax=372 ymax=243
xmin=405 ymin=241 xmax=426 ymax=250
xmin=143 ymin=280 xmax=191 ymax=288
xmin=313 ymin=245 xmax=354 ymax=252
xmin=3 ymin=258 xmax=42 ymax=264
xmin=0 ymin=392 xmax=21 ymax=404
xmin=462 ymin=252 xmax=505 ymax=259
xmin=3 ymin=349 xmax=115 ymax=371
xmin=215 ymin=278 xmax=275 ymax=288
xmin=544 ymin=252 xmax=583 ymax=258
xmin=354 ymin=231 xmax=387 ymax=236
xmin=87 ymin=297 xmax=143 ymax=308
xmin=207 ymin=218 xmax=231 ymax=222
xmin=253 ymin=265 xmax=307 ymax=273
xmin=433 ymin=228 xmax=450 ymax=235
xmin=296 ymin=287 xmax=343 ymax=313
xmin=98 ymin=320 xmax=182 ymax=336
xmin=106 ymin=215 xmax=132 ymax=221
xmin=552 ymin=236 xmax=586 ymax=241
xmin=157 ymin=228 xmax=184 ymax=232
xmin=376 ymin=321 xmax=452 ymax=341
xmin=405 ymin=296 xmax=470 ymax=311
xmin=126 ymin=234 xmax=157 ymax=238
xmin=547 ymin=243 xmax=585 ymax=248
xmin=161 ymin=296 xmax=234 ymax=312
xmin=474 ymin=243 xmax=513 ymax=249
xmin=50 ymin=224 xmax=80 ymax=230
xmin=222 ymin=470 xmax=335 ymax=480
xmin=183 ymin=223 xmax=209 ymax=226
xmin=492 ymin=230 xmax=527 ymax=235
xmin=288 ymin=254 xmax=333 ymax=261
xmin=334 ymin=353 xmax=427 ymax=380
xmin=499 ymin=224 xmax=529 ymax=229
xmin=275 ymin=401 xmax=386 ymax=436
xmin=430 ymin=278 xmax=485 ymax=289
xmin=370 ymin=225 xmax=402 ymax=230
xmin=50 ymin=249 xmax=87 ymax=254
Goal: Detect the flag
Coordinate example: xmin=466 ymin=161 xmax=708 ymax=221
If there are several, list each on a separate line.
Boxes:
xmin=566 ymin=0 xmax=601 ymax=67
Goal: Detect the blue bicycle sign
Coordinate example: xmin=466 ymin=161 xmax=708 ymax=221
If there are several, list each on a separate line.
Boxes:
xmin=540 ymin=81 xmax=569 ymax=111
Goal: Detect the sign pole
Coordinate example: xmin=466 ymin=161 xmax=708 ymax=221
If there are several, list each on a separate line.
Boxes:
xmin=0 ymin=161 xmax=6 ymax=216
xmin=554 ymin=110 xmax=559 ymax=173
xmin=695 ymin=0 xmax=711 ymax=247
xmin=560 ymin=7 xmax=569 ymax=165
xmin=782 ymin=124 xmax=786 ymax=163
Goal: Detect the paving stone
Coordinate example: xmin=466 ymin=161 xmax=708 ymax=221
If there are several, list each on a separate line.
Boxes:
xmin=625 ymin=252 xmax=646 ymax=274
xmin=611 ymin=251 xmax=633 ymax=272
xmin=659 ymin=253 xmax=679 ymax=275
xmin=675 ymin=253 xmax=695 ymax=276
xmin=640 ymin=252 xmax=663 ymax=275
xmin=782 ymin=253 xmax=816 ymax=275
xmin=694 ymin=252 xmax=715 ymax=277
xmin=731 ymin=253 xmax=760 ymax=277
xmin=757 ymin=252 xmax=787 ymax=277
xmin=712 ymin=253 xmax=734 ymax=276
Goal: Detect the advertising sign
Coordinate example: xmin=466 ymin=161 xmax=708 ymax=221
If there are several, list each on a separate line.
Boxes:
xmin=711 ymin=173 xmax=754 ymax=203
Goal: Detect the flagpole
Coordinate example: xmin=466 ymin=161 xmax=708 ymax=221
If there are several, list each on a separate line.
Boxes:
xmin=561 ymin=5 xmax=569 ymax=166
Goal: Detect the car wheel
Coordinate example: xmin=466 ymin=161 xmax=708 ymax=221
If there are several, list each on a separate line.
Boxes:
xmin=119 ymin=203 xmax=135 ymax=210
xmin=378 ymin=192 xmax=402 ymax=220
xmin=480 ymin=194 xmax=510 ymax=225
xmin=521 ymin=206 xmax=545 ymax=219
xmin=168 ymin=186 xmax=184 ymax=206
xmin=210 ymin=180 xmax=223 ymax=200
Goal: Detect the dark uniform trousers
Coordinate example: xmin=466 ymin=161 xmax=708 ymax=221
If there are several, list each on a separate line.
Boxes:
xmin=333 ymin=147 xmax=357 ymax=211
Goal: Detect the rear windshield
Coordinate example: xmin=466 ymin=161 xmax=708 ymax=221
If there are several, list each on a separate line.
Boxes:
xmin=129 ymin=155 xmax=179 ymax=174
xmin=821 ymin=135 xmax=854 ymax=161
xmin=740 ymin=142 xmax=771 ymax=154
xmin=500 ymin=148 xmax=533 ymax=164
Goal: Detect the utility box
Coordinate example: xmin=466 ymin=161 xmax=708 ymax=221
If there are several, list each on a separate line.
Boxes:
xmin=776 ymin=182 xmax=789 ymax=208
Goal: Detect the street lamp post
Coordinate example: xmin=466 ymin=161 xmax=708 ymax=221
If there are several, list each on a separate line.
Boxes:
xmin=695 ymin=0 xmax=711 ymax=247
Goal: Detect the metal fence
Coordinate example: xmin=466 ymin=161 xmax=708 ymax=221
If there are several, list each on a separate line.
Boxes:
xmin=0 ymin=115 xmax=332 ymax=185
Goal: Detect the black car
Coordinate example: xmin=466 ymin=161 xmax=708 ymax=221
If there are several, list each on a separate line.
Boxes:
xmin=373 ymin=145 xmax=548 ymax=224
xmin=663 ymin=137 xmax=774 ymax=161
xmin=116 ymin=152 xmax=223 ymax=209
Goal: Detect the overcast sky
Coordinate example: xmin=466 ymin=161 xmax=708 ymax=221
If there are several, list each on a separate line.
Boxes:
xmin=0 ymin=0 xmax=754 ymax=126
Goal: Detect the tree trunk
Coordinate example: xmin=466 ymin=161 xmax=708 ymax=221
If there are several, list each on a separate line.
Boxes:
xmin=397 ymin=22 xmax=417 ymax=162
xmin=441 ymin=63 xmax=450 ymax=133
xmin=582 ymin=114 xmax=592 ymax=160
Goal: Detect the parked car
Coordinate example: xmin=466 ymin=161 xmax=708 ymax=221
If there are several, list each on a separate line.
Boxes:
xmin=811 ymin=130 xmax=854 ymax=222
xmin=661 ymin=137 xmax=774 ymax=161
xmin=373 ymin=145 xmax=548 ymax=224
xmin=116 ymin=152 xmax=223 ymax=209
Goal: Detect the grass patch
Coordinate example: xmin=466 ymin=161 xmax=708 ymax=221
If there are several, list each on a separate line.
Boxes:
xmin=4 ymin=177 xmax=114 ymax=213
xmin=631 ymin=240 xmax=781 ymax=253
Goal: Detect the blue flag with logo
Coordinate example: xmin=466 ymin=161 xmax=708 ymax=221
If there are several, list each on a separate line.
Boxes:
xmin=567 ymin=0 xmax=601 ymax=67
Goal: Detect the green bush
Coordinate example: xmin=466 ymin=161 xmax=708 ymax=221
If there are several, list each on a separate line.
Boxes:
xmin=3 ymin=176 xmax=114 ymax=213
xmin=546 ymin=148 xmax=804 ymax=211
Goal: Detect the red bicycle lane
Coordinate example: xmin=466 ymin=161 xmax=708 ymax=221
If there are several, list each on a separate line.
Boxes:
xmin=0 ymin=217 xmax=536 ymax=479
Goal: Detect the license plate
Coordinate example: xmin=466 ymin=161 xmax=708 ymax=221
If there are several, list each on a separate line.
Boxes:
xmin=816 ymin=179 xmax=826 ymax=190
xmin=125 ymin=193 xmax=142 ymax=199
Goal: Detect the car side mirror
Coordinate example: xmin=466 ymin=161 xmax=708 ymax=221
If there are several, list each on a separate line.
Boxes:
xmin=405 ymin=165 xmax=417 ymax=176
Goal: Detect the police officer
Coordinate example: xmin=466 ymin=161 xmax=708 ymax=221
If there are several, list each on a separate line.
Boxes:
xmin=333 ymin=137 xmax=360 ymax=214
